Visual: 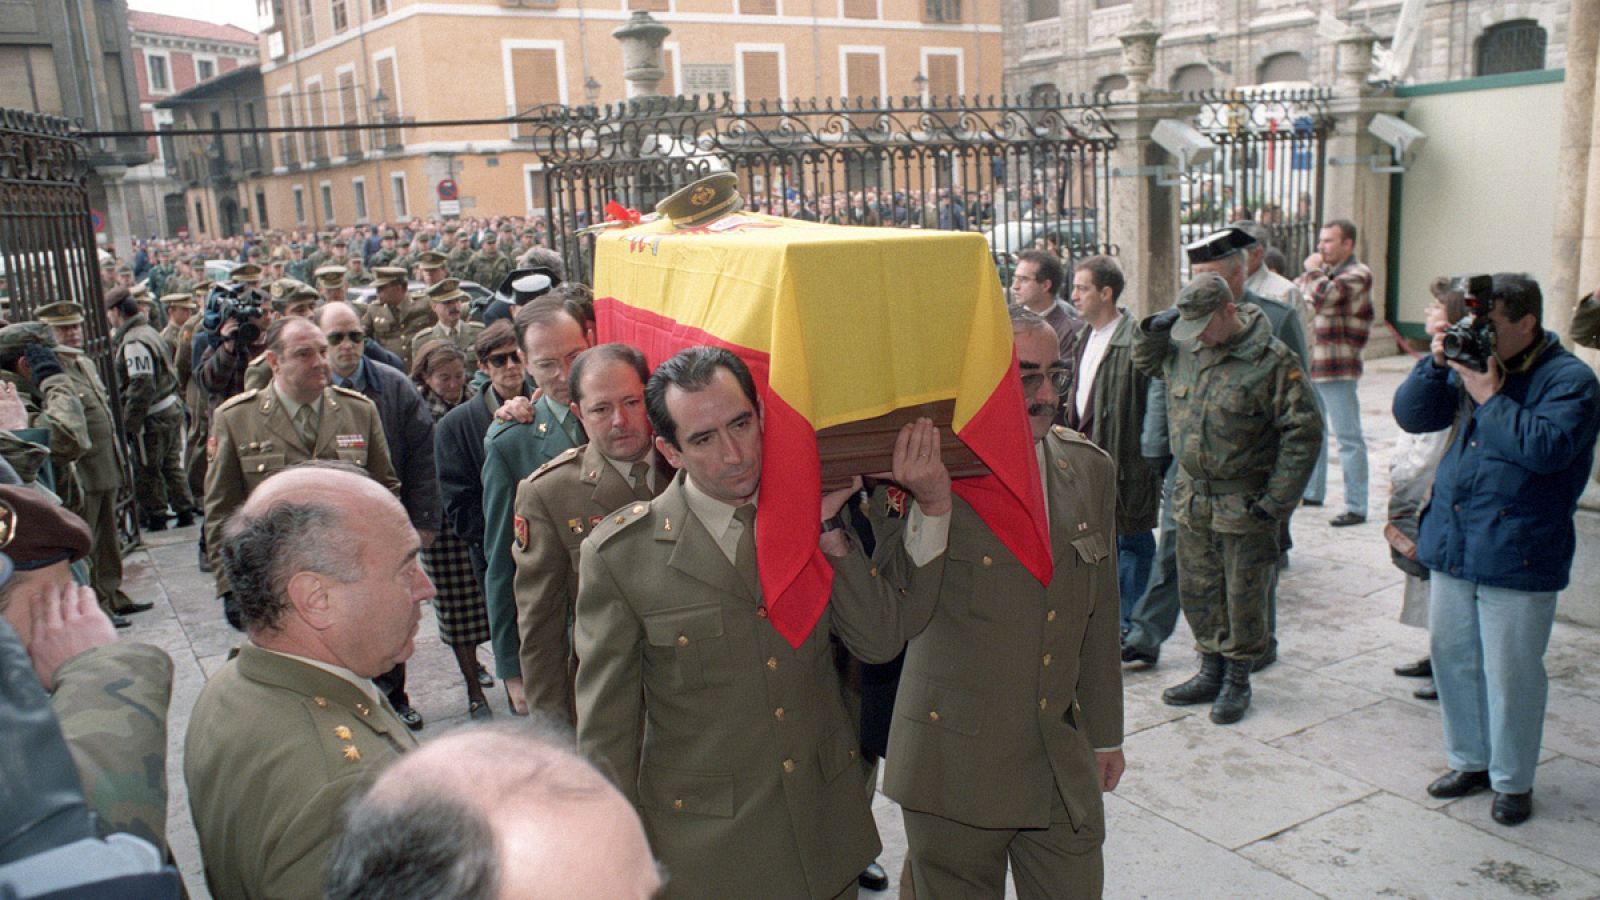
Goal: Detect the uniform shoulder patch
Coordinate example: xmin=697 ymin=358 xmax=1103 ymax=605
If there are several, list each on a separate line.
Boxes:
xmin=587 ymin=500 xmax=653 ymax=549
xmin=1049 ymin=424 xmax=1091 ymax=445
xmin=529 ymin=446 xmax=582 ymax=482
xmin=217 ymin=388 xmax=261 ymax=412
xmin=329 ymin=384 xmax=368 ymax=401
xmin=248 ymin=351 xmax=269 ymax=367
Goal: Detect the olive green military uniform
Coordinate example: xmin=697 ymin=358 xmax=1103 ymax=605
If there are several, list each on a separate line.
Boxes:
xmin=370 ymin=248 xmax=398 ymax=269
xmin=512 ymin=443 xmax=664 ymax=722
xmin=185 ymin=643 xmax=418 ymax=900
xmin=52 ymin=642 xmax=175 ymax=850
xmin=363 ymin=294 xmax=435 ymax=370
xmin=346 ymin=265 xmax=374 ymax=288
xmin=467 ymin=246 xmax=511 ymax=292
xmin=445 ymin=241 xmax=475 ymax=281
xmin=409 ymin=318 xmax=484 ymax=367
xmin=112 ymin=312 xmax=192 ymax=523
xmin=202 ymin=384 xmax=400 ymax=585
xmin=1133 ymin=303 xmax=1322 ymax=661
xmin=55 ymin=349 xmax=131 ymax=614
xmin=872 ymin=428 xmax=1123 ymax=897
xmin=574 ymin=471 xmax=944 ymax=900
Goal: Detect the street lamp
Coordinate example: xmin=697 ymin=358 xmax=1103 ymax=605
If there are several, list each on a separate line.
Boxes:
xmin=372 ymin=88 xmax=390 ymax=148
xmin=584 ymin=77 xmax=601 ymax=106
xmin=913 ymin=72 xmax=928 ymax=105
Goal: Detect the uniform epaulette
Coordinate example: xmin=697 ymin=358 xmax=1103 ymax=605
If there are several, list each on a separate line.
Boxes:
xmin=248 ymin=351 xmax=268 ymax=367
xmin=528 ymin=446 xmax=582 ymax=482
xmin=329 ymin=384 xmax=367 ymax=401
xmin=217 ymin=388 xmax=261 ymax=412
xmin=1050 ymin=424 xmax=1114 ymax=463
xmin=587 ymin=499 xmax=654 ymax=549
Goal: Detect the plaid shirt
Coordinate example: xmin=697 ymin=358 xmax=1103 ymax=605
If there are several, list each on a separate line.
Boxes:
xmin=1296 ymin=255 xmax=1375 ymax=381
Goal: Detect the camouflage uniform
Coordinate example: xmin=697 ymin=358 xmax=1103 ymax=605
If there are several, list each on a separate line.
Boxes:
xmin=1133 ymin=303 xmax=1322 ymax=660
xmin=467 ymin=246 xmax=510 ymax=292
xmin=112 ymin=312 xmax=193 ymax=524
xmin=445 ymin=242 xmax=475 ymax=281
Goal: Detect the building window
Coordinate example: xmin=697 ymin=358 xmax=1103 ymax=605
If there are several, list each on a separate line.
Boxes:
xmin=332 ymin=0 xmax=349 ymax=33
xmin=277 ymin=90 xmax=299 ymax=166
xmin=305 ymin=80 xmax=328 ymax=161
xmin=293 ymin=184 xmax=306 ymax=224
xmin=255 ymin=190 xmax=269 ymax=228
xmin=147 ymin=54 xmax=170 ymax=93
xmin=337 ymin=69 xmax=361 ymax=156
xmin=508 ymin=45 xmax=563 ymax=137
xmin=842 ymin=50 xmax=883 ymax=100
xmin=739 ymin=0 xmax=776 ymax=12
xmin=738 ymin=48 xmax=783 ymax=104
xmin=1095 ymin=73 xmax=1129 ymax=92
xmin=628 ymin=0 xmax=669 ymax=9
xmin=1477 ymin=20 xmax=1547 ymax=76
xmin=1170 ymin=63 xmax=1214 ymax=92
xmin=194 ymin=201 xmax=206 ymax=233
xmin=298 ymin=0 xmax=316 ymax=47
xmin=321 ymin=182 xmax=334 ymax=222
xmin=1256 ymin=51 xmax=1309 ymax=84
xmin=925 ymin=51 xmax=960 ymax=100
xmin=371 ymin=0 xmax=387 ymax=15
xmin=196 ymin=58 xmax=216 ymax=81
xmin=391 ymin=173 xmax=408 ymax=218
xmin=925 ymin=0 xmax=960 ymax=21
xmin=374 ymin=55 xmax=400 ymax=148
xmin=353 ymin=178 xmax=368 ymax=221
xmin=842 ymin=0 xmax=875 ymax=18
xmin=1025 ymin=0 xmax=1056 ymax=19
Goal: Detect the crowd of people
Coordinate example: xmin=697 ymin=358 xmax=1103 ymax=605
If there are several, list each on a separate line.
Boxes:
xmin=2 ymin=183 xmax=1599 ymax=898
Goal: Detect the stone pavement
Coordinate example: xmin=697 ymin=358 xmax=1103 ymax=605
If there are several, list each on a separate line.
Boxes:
xmin=114 ymin=353 xmax=1600 ymax=899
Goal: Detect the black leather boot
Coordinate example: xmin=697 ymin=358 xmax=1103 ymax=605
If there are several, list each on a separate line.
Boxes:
xmin=1161 ymin=653 xmax=1224 ymax=706
xmin=1210 ymin=658 xmax=1253 ymax=724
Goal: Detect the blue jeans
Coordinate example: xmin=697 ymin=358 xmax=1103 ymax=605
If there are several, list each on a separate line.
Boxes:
xmin=1117 ymin=531 xmax=1156 ymax=631
xmin=1304 ymin=378 xmax=1368 ymax=516
xmin=1429 ymin=571 xmax=1558 ymax=794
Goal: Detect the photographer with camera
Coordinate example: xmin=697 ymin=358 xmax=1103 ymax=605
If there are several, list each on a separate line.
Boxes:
xmin=195 ymin=283 xmax=271 ymax=419
xmin=1394 ymin=273 xmax=1600 ymax=826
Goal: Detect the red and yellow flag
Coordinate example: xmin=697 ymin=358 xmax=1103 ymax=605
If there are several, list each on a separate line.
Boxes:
xmin=595 ymin=213 xmax=1052 ymax=648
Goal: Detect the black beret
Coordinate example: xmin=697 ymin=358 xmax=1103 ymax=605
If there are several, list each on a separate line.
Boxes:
xmin=1184 ymin=227 xmax=1258 ymax=264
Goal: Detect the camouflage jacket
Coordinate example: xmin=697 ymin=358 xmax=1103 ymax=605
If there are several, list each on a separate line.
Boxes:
xmin=1133 ymin=304 xmax=1323 ymax=531
xmin=51 ymin=642 xmax=175 ymax=850
xmin=467 ymin=250 xmax=510 ymax=293
xmin=112 ymin=313 xmax=180 ymax=434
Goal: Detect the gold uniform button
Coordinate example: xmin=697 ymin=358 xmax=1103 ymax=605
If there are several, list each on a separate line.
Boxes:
xmin=981 ymin=555 xmax=993 ymax=567
xmin=615 ymin=515 xmax=625 ymax=524
xmin=766 ymin=657 xmax=779 ymax=671
xmin=314 ymin=696 xmax=328 ymax=708
xmin=632 ymin=504 xmax=645 ymax=513
xmin=256 ymin=463 xmax=266 ymax=472
xmin=673 ymin=799 xmax=684 ymax=810
xmin=928 ymin=710 xmax=940 ymax=722
xmin=774 ymin=707 xmax=785 ymax=721
xmin=355 ymin=703 xmax=370 ymax=716
xmin=676 ymin=634 xmax=689 ymax=647
xmin=1056 ymin=459 xmax=1069 ymax=470
xmin=869 ymin=566 xmax=878 ymax=577
xmin=1039 ymin=698 xmax=1049 ymax=711
xmin=1046 ymin=610 xmax=1057 ymax=622
xmin=782 ymin=759 xmax=796 ymax=774
xmin=1043 ymin=653 xmax=1053 ymax=667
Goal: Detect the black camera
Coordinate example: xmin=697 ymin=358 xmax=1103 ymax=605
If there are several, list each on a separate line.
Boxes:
xmin=204 ymin=283 xmax=269 ymax=346
xmin=1441 ymin=274 xmax=1496 ymax=372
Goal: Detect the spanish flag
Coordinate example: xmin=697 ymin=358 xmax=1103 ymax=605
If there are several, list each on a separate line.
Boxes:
xmin=595 ymin=214 xmax=1052 ymax=648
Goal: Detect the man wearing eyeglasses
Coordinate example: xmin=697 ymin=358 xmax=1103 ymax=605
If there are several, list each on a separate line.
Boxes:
xmin=1132 ymin=273 xmax=1321 ymax=725
xmin=480 ymin=295 xmax=591 ymax=714
xmin=875 ymin=307 xmax=1124 ymax=898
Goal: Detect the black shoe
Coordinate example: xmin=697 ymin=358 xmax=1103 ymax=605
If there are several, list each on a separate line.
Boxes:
xmin=109 ymin=612 xmax=132 ymax=629
xmin=175 ymin=510 xmax=196 ymax=528
xmin=1251 ymin=644 xmax=1278 ymax=673
xmin=858 ymin=862 xmax=889 ymax=893
xmin=1492 ymin=790 xmax=1533 ymax=826
xmin=1121 ymin=641 xmax=1159 ymax=666
xmin=1302 ymin=499 xmax=1324 ymax=507
xmin=468 ymin=699 xmax=493 ymax=720
xmin=476 ymin=666 xmax=494 ymax=688
xmin=393 ymin=703 xmax=425 ymax=731
xmin=1210 ymin=658 xmax=1253 ymax=725
xmin=197 ymin=545 xmax=213 ymax=573
xmin=1394 ymin=657 xmax=1432 ymax=678
xmin=1162 ymin=654 xmax=1224 ymax=706
xmin=1330 ymin=512 xmax=1367 ymax=527
xmin=1426 ymin=769 xmax=1491 ymax=799
xmin=143 ymin=516 xmax=168 ymax=533
xmin=118 ymin=600 xmax=155 ymax=615
xmin=1413 ymin=680 xmax=1438 ymax=700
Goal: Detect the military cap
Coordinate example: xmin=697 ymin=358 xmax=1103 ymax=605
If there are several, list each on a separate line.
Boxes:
xmin=288 ymin=284 xmax=321 ymax=303
xmin=315 ymin=265 xmax=349 ymax=287
xmin=656 ymin=172 xmax=743 ymax=228
xmin=269 ymin=277 xmax=308 ymax=299
xmin=35 ymin=302 xmax=85 ymax=326
xmin=371 ymin=266 xmax=409 ymax=288
xmin=160 ymin=292 xmax=197 ymax=310
xmin=1170 ymin=272 xmax=1235 ymax=343
xmin=416 ymin=250 xmax=448 ymax=270
xmin=103 ymin=286 xmax=132 ymax=310
xmin=129 ymin=283 xmax=150 ymax=299
xmin=0 ymin=485 xmax=93 ymax=572
xmin=482 ymin=231 xmax=499 ymax=244
xmin=231 ymin=262 xmax=264 ymax=284
xmin=1184 ymin=227 xmax=1257 ymax=265
xmin=453 ymin=228 xmax=469 ymax=239
xmin=382 ymin=229 xmax=398 ymax=240
xmin=114 ymin=262 xmax=133 ymax=276
xmin=0 ymin=322 xmax=55 ymax=351
xmin=191 ymin=279 xmax=214 ymax=297
xmin=426 ymin=278 xmax=466 ymax=304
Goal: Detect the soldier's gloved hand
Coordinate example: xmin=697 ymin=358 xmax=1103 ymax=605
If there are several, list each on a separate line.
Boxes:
xmin=1142 ymin=308 xmax=1181 ymax=334
xmin=1249 ymin=501 xmax=1276 ymax=523
xmin=23 ymin=343 xmax=65 ymax=386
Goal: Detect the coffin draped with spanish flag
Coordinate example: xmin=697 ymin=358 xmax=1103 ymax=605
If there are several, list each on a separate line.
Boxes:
xmin=594 ymin=213 xmax=1053 ymax=648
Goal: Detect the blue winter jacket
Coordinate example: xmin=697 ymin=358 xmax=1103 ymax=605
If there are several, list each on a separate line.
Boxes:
xmin=1393 ymin=332 xmax=1600 ymax=592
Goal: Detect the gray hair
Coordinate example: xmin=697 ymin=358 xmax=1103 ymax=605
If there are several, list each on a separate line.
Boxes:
xmin=1008 ymin=304 xmax=1056 ymax=341
xmin=517 ymin=246 xmax=566 ymax=281
xmin=219 ymin=491 xmax=356 ymax=633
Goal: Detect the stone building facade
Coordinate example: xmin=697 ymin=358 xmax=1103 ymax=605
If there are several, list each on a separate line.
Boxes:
xmin=1004 ymin=0 xmax=1568 ymax=97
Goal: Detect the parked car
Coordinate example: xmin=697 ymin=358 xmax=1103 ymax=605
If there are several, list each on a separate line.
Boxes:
xmin=351 ymin=279 xmax=491 ymax=312
xmin=982 ymin=216 xmax=1100 ymax=288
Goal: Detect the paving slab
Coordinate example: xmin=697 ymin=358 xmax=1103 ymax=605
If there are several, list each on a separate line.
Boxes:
xmin=1116 ymin=715 xmax=1376 ymax=850
xmin=1225 ymin=663 xmax=1386 ymax=743
xmin=1272 ymin=698 xmax=1463 ymax=809
xmin=1442 ymin=755 xmax=1600 ymax=878
xmin=1271 ymin=612 xmax=1427 ymax=670
xmin=1103 ymin=794 xmax=1321 ymax=899
xmin=1544 ymin=687 xmax=1600 ymax=767
xmin=1315 ymin=644 xmax=1444 ymax=713
xmin=1241 ymin=791 xmax=1600 ymax=899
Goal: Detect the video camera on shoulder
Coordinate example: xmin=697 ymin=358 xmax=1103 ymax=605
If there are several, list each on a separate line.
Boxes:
xmin=202 ymin=282 xmax=270 ymax=346
xmin=1441 ymin=274 xmax=1495 ymax=372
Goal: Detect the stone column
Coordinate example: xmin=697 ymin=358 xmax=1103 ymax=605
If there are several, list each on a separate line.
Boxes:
xmin=612 ymin=11 xmax=671 ymax=100
xmin=96 ymin=164 xmax=135 ymax=260
xmin=1320 ymin=27 xmax=1407 ymax=327
xmin=1103 ymin=22 xmax=1197 ymax=317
